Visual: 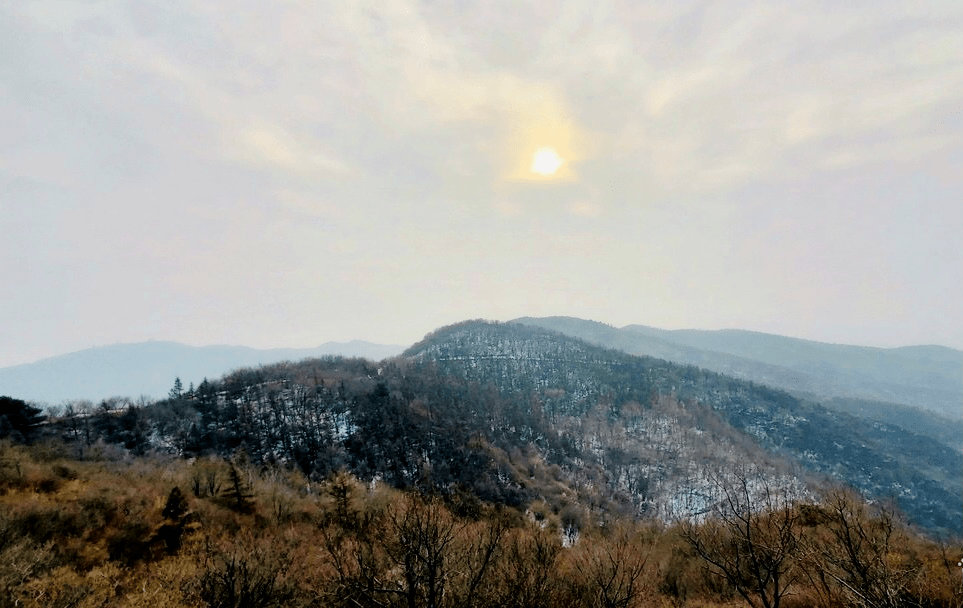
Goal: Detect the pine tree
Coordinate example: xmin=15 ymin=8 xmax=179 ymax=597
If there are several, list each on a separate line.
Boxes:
xmin=156 ymin=486 xmax=191 ymax=554
xmin=0 ymin=395 xmax=44 ymax=443
xmin=169 ymin=377 xmax=184 ymax=400
xmin=162 ymin=486 xmax=189 ymax=521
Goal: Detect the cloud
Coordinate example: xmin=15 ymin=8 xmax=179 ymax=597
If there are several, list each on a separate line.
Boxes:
xmin=539 ymin=1 xmax=963 ymax=194
xmin=566 ymin=201 xmax=603 ymax=218
xmin=9 ymin=0 xmax=961 ymax=199
xmin=229 ymin=122 xmax=356 ymax=177
xmin=2 ymin=0 xmax=962 ymax=366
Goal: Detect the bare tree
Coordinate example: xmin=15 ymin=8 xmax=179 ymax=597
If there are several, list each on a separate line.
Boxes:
xmin=383 ymin=495 xmax=461 ymax=608
xmin=319 ymin=493 xmax=509 ymax=608
xmin=455 ymin=510 xmax=512 ymax=608
xmin=799 ymin=489 xmax=920 ymax=608
xmin=679 ymin=472 xmax=800 ymax=608
xmin=577 ymin=522 xmax=649 ymax=608
xmin=491 ymin=524 xmax=565 ymax=608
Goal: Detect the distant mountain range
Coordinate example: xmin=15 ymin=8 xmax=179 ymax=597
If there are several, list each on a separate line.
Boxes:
xmin=4 ymin=316 xmax=960 ymax=428
xmin=7 ymin=319 xmax=960 ymax=533
xmin=513 ymin=317 xmax=963 ymax=421
xmin=0 ymin=340 xmax=405 ymax=404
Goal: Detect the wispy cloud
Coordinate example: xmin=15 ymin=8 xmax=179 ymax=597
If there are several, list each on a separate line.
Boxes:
xmin=2 ymin=0 xmax=961 ymax=365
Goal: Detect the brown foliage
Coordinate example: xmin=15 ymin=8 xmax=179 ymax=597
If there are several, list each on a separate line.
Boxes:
xmin=679 ymin=474 xmax=801 ymax=608
xmin=797 ymin=489 xmax=954 ymax=608
xmin=572 ymin=523 xmax=650 ymax=608
xmin=0 ymin=441 xmax=959 ymax=608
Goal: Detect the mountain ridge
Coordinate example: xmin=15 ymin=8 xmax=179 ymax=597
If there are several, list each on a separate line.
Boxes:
xmin=10 ymin=318 xmax=958 ymax=534
xmin=0 ymin=340 xmax=405 ymax=404
xmin=512 ymin=316 xmax=963 ymax=420
xmin=404 ymin=320 xmax=961 ymax=533
xmin=13 ymin=319 xmax=958 ymax=608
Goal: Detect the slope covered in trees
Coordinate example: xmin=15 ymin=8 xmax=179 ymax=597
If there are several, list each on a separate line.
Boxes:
xmin=0 ymin=340 xmax=405 ymax=404
xmin=3 ymin=319 xmax=963 ymax=606
xmin=1 ymin=437 xmax=959 ymax=607
xmin=513 ymin=316 xmax=963 ymax=421
xmin=28 ymin=319 xmax=962 ymax=535
xmin=406 ymin=321 xmax=961 ymax=533
xmin=0 ymin=396 xmax=44 ymax=443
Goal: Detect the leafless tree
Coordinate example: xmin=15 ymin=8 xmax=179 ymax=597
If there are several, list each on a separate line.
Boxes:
xmin=679 ymin=472 xmax=801 ymax=608
xmin=577 ymin=523 xmax=649 ymax=608
xmin=383 ymin=496 xmax=461 ymax=608
xmin=799 ymin=489 xmax=920 ymax=608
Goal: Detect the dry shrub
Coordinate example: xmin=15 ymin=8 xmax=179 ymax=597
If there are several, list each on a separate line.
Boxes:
xmin=5 ymin=502 xmax=85 ymax=546
xmin=119 ymin=554 xmax=202 ymax=608
xmin=189 ymin=457 xmax=224 ymax=499
xmin=26 ymin=439 xmax=73 ymax=463
xmin=107 ymin=520 xmax=154 ymax=566
xmin=52 ymin=464 xmax=77 ymax=480
xmin=16 ymin=562 xmax=125 ymax=608
xmin=652 ymin=527 xmax=734 ymax=607
xmin=484 ymin=523 xmax=568 ymax=608
xmin=25 ymin=464 xmax=77 ymax=494
xmin=0 ymin=540 xmax=58 ymax=608
xmin=570 ymin=523 xmax=651 ymax=608
xmin=195 ymin=530 xmax=301 ymax=608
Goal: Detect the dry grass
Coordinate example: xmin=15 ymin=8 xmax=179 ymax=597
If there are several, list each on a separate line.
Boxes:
xmin=0 ymin=439 xmax=958 ymax=608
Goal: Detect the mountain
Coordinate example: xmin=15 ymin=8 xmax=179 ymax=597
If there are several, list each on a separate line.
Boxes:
xmin=405 ymin=321 xmax=961 ymax=533
xmin=28 ymin=319 xmax=961 ymax=535
xmin=0 ymin=340 xmax=405 ymax=404
xmin=512 ymin=316 xmax=963 ymax=421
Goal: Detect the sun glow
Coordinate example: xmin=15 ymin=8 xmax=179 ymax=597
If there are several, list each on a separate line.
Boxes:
xmin=531 ymin=147 xmax=564 ymax=175
xmin=501 ymin=94 xmax=596 ymax=183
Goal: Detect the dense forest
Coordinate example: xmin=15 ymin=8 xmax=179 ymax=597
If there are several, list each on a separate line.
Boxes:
xmin=1 ymin=320 xmax=961 ymax=606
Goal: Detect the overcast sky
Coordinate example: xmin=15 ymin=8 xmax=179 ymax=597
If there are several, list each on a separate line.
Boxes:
xmin=2 ymin=0 xmax=962 ymax=367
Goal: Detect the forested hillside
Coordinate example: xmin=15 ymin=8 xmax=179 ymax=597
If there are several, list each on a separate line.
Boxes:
xmin=2 ymin=320 xmax=962 ymax=606
xmin=3 ymin=440 xmax=958 ymax=608
xmin=0 ymin=340 xmax=404 ymax=404
xmin=514 ymin=316 xmax=963 ymax=421
xmin=407 ymin=321 xmax=961 ymax=533
xmin=20 ymin=320 xmax=960 ymax=534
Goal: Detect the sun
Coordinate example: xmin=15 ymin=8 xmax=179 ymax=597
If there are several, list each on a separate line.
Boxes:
xmin=531 ymin=147 xmax=564 ymax=176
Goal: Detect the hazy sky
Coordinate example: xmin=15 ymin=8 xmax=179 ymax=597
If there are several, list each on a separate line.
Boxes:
xmin=2 ymin=0 xmax=962 ymax=367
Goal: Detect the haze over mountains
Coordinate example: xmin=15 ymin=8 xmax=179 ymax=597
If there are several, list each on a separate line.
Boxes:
xmin=16 ymin=318 xmax=955 ymax=534
xmin=0 ymin=313 xmax=957 ymax=458
xmin=0 ymin=340 xmax=405 ymax=404
xmin=2 ymin=317 xmax=960 ymax=425
xmin=514 ymin=316 xmax=963 ymax=421
xmin=6 ymin=321 xmax=961 ymax=606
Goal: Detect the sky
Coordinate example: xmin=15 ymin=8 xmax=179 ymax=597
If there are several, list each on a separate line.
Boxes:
xmin=2 ymin=0 xmax=962 ymax=368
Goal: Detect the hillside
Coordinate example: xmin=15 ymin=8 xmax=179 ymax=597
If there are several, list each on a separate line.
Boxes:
xmin=2 ymin=440 xmax=958 ymax=608
xmin=18 ymin=320 xmax=960 ymax=535
xmin=513 ymin=316 xmax=963 ymax=421
xmin=0 ymin=340 xmax=405 ymax=404
xmin=407 ymin=321 xmax=961 ymax=533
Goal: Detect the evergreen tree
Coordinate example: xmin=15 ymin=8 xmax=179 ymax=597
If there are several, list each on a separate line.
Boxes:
xmin=162 ymin=486 xmax=189 ymax=520
xmin=156 ymin=486 xmax=191 ymax=555
xmin=0 ymin=395 xmax=44 ymax=443
xmin=169 ymin=377 xmax=184 ymax=400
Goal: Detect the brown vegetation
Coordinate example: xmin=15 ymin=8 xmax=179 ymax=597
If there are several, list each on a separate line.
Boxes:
xmin=0 ymin=439 xmax=959 ymax=608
